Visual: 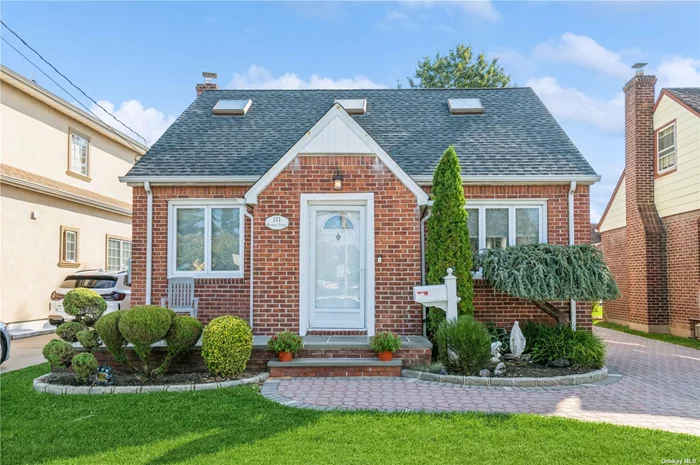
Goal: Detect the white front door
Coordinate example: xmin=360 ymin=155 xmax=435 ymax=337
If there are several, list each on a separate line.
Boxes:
xmin=308 ymin=206 xmax=366 ymax=329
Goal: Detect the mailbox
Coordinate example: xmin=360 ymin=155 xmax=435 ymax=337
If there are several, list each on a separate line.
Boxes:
xmin=413 ymin=268 xmax=460 ymax=321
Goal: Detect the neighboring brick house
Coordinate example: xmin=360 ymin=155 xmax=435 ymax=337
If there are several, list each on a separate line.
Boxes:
xmin=597 ymin=71 xmax=700 ymax=337
xmin=120 ymin=77 xmax=600 ymax=337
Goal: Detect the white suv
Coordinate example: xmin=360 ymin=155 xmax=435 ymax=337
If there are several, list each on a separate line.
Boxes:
xmin=49 ymin=270 xmax=132 ymax=326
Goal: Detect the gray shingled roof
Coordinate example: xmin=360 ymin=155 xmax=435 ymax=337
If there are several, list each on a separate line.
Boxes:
xmin=126 ymin=88 xmax=597 ymax=179
xmin=666 ymin=88 xmax=700 ymax=115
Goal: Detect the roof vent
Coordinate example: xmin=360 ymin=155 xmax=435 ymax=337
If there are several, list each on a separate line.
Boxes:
xmin=335 ymin=98 xmax=366 ymax=115
xmin=448 ymin=98 xmax=484 ymax=115
xmin=213 ymin=99 xmax=252 ymax=115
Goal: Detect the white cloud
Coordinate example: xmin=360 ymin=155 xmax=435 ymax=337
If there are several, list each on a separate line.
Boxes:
xmin=227 ymin=65 xmax=385 ymax=90
xmin=533 ymin=33 xmax=630 ymax=80
xmin=91 ymin=100 xmax=175 ymax=146
xmin=657 ymin=57 xmax=700 ymax=87
xmin=401 ymin=0 xmax=501 ymax=23
xmin=378 ymin=10 xmax=419 ymax=31
xmin=527 ymin=76 xmax=624 ymax=133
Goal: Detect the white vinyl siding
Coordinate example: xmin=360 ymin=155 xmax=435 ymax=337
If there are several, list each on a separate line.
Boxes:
xmin=598 ymin=177 xmax=627 ymax=232
xmin=107 ymin=237 xmax=131 ymax=272
xmin=168 ymin=200 xmax=244 ymax=278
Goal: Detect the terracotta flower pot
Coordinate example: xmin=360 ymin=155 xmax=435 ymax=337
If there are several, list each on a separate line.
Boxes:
xmin=278 ymin=351 xmax=293 ymax=362
xmin=378 ymin=351 xmax=393 ymax=362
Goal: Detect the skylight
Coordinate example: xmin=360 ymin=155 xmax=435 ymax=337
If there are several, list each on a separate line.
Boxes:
xmin=212 ymin=99 xmax=252 ymax=115
xmin=335 ymin=99 xmax=367 ymax=115
xmin=448 ymin=98 xmax=484 ymax=115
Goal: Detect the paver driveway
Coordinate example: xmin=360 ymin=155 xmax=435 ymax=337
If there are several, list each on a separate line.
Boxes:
xmin=264 ymin=327 xmax=700 ymax=436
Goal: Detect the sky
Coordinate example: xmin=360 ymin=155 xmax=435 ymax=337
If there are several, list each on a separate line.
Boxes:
xmin=2 ymin=1 xmax=700 ymax=221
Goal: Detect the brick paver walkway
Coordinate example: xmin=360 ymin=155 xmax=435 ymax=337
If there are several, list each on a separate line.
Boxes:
xmin=263 ymin=327 xmax=700 ymax=435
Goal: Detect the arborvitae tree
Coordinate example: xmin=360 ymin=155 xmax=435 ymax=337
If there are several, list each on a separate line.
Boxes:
xmin=426 ymin=146 xmax=474 ymax=316
xmin=479 ymin=243 xmax=620 ymax=326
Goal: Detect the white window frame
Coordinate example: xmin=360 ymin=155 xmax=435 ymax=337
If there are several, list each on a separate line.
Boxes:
xmin=167 ymin=199 xmax=245 ymax=279
xmin=465 ymin=199 xmax=548 ymax=278
xmin=107 ymin=236 xmax=132 ymax=272
xmin=68 ymin=129 xmax=90 ymax=178
xmin=65 ymin=230 xmax=77 ymax=263
xmin=657 ymin=123 xmax=676 ymax=174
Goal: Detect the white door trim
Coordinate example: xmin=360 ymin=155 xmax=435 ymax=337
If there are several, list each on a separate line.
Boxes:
xmin=299 ymin=193 xmax=375 ymax=336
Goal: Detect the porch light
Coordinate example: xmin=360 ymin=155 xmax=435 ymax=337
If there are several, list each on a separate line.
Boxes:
xmin=332 ymin=169 xmax=344 ymax=191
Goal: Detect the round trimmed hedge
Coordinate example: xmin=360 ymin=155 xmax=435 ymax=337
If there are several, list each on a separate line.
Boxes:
xmin=63 ymin=288 xmax=107 ymax=325
xmin=42 ymin=339 xmax=75 ymax=368
xmin=76 ymin=329 xmax=101 ymax=351
xmin=95 ymin=310 xmax=128 ymax=361
xmin=165 ymin=316 xmax=203 ymax=357
xmin=71 ymin=352 xmax=98 ymax=381
xmin=56 ymin=321 xmax=84 ymax=343
xmin=202 ymin=316 xmax=252 ymax=377
xmin=118 ymin=306 xmax=175 ymax=360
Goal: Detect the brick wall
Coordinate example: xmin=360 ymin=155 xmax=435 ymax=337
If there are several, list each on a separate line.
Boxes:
xmin=599 ymin=226 xmax=629 ymax=324
xmin=664 ymin=210 xmax=700 ymax=335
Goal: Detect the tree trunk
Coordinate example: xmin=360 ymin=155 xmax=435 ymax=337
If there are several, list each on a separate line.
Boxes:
xmin=531 ymin=300 xmax=570 ymax=326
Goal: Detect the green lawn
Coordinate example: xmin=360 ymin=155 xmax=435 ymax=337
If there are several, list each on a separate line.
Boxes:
xmin=594 ymin=320 xmax=700 ymax=351
xmin=1 ymin=365 xmax=698 ymax=465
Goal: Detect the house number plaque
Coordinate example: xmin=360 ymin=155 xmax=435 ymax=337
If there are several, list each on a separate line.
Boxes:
xmin=265 ymin=215 xmax=289 ymax=230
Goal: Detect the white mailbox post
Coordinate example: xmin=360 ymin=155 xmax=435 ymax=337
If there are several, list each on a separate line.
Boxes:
xmin=413 ymin=268 xmax=460 ymax=321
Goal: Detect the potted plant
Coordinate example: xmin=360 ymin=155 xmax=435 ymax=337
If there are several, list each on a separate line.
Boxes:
xmin=267 ymin=332 xmax=304 ymax=362
xmin=369 ymin=331 xmax=402 ymax=361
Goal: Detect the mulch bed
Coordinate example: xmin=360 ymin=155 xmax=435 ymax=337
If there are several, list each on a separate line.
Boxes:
xmin=43 ymin=371 xmax=261 ymax=387
xmin=491 ymin=360 xmax=597 ymax=378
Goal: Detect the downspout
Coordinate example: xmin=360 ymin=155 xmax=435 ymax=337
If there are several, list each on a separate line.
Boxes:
xmin=568 ymin=181 xmax=577 ymax=330
xmin=144 ymin=181 xmax=153 ymax=305
xmin=244 ymin=209 xmax=254 ymax=329
xmin=420 ymin=206 xmax=432 ymax=336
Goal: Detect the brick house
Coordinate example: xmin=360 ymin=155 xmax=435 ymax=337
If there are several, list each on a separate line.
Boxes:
xmin=597 ymin=71 xmax=700 ymax=337
xmin=120 ymin=77 xmax=600 ymax=340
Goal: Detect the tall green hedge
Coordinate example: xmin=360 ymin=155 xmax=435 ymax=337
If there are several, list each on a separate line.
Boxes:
xmin=426 ymin=146 xmax=474 ymax=316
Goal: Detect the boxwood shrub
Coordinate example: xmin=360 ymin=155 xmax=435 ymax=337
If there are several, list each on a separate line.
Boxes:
xmin=71 ymin=352 xmax=98 ymax=382
xmin=95 ymin=310 xmax=128 ymax=363
xmin=56 ymin=321 xmax=84 ymax=343
xmin=202 ymin=316 xmax=252 ymax=377
xmin=63 ymin=288 xmax=107 ymax=325
xmin=76 ymin=329 xmax=101 ymax=351
xmin=42 ymin=339 xmax=75 ymax=368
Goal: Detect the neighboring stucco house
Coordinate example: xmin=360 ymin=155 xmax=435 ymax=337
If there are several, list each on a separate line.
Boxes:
xmin=597 ymin=72 xmax=700 ymax=337
xmin=120 ymin=76 xmax=599 ymax=337
xmin=0 ymin=65 xmax=146 ymax=330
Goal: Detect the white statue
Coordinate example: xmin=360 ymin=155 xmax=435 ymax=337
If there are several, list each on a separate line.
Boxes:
xmin=490 ymin=341 xmax=502 ymax=363
xmin=510 ymin=321 xmax=527 ymax=358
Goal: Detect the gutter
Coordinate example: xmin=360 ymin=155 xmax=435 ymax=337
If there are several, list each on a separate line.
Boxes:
xmin=413 ymin=175 xmax=601 ymax=185
xmin=119 ymin=175 xmax=259 ymax=186
xmin=419 ymin=206 xmax=432 ymax=336
xmin=243 ymin=209 xmax=255 ymax=329
xmin=144 ymin=182 xmax=153 ymax=305
xmin=568 ymin=181 xmax=577 ymax=330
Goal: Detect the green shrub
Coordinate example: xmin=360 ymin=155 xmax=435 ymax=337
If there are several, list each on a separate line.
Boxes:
xmin=95 ymin=310 xmax=128 ymax=363
xmin=118 ymin=305 xmax=174 ymax=359
xmin=165 ymin=316 xmax=203 ymax=357
xmin=369 ymin=331 xmax=402 ymax=353
xmin=56 ymin=321 xmax=84 ymax=343
xmin=266 ymin=331 xmax=303 ymax=354
xmin=71 ymin=353 xmax=98 ymax=382
xmin=42 ymin=339 xmax=75 ymax=368
xmin=523 ymin=322 xmax=606 ymax=368
xmin=435 ymin=316 xmax=492 ymax=376
xmin=485 ymin=322 xmax=509 ymax=354
xmin=202 ymin=316 xmax=253 ymax=377
xmin=76 ymin=329 xmax=101 ymax=351
xmin=63 ymin=288 xmax=107 ymax=325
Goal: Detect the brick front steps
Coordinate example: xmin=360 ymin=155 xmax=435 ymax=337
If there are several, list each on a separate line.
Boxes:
xmin=73 ymin=335 xmax=432 ymax=375
xmin=268 ymin=358 xmax=403 ymax=378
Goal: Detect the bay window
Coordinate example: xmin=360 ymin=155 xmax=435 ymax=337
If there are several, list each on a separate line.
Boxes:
xmin=168 ymin=200 xmax=244 ymax=278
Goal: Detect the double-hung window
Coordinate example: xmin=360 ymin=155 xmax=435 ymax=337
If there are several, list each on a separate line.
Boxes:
xmin=168 ymin=200 xmax=244 ymax=278
xmin=657 ymin=123 xmax=676 ymax=173
xmin=466 ymin=200 xmax=547 ymax=275
xmin=107 ymin=236 xmax=132 ymax=272
xmin=68 ymin=130 xmax=89 ymax=178
xmin=59 ymin=226 xmax=80 ymax=267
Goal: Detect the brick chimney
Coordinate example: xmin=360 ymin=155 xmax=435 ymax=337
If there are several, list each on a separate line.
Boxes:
xmin=196 ymin=72 xmax=218 ymax=97
xmin=623 ymin=65 xmax=669 ymax=332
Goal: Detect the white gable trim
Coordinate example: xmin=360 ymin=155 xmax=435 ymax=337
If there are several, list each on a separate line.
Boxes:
xmin=244 ymin=104 xmax=429 ymax=206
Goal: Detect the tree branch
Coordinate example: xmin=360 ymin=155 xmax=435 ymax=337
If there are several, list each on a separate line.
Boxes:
xmin=531 ymin=301 xmax=570 ymax=326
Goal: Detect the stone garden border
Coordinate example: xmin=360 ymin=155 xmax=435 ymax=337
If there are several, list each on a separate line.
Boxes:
xmin=33 ymin=372 xmax=269 ymax=395
xmin=401 ymin=366 xmax=609 ymax=387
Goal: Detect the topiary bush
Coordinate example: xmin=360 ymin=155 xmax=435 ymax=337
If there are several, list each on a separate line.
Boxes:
xmin=155 ymin=316 xmax=203 ymax=376
xmin=63 ymin=288 xmax=107 ymax=326
xmin=56 ymin=321 xmax=84 ymax=343
xmin=117 ymin=306 xmax=175 ymax=377
xmin=42 ymin=339 xmax=75 ymax=368
xmin=435 ymin=316 xmax=492 ymax=376
xmin=523 ymin=322 xmax=606 ymax=368
xmin=76 ymin=329 xmax=101 ymax=351
xmin=71 ymin=352 xmax=98 ymax=382
xmin=95 ymin=309 xmax=128 ymax=363
xmin=202 ymin=316 xmax=253 ymax=377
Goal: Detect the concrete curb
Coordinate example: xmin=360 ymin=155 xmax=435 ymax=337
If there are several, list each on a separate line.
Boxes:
xmin=33 ymin=372 xmax=269 ymax=395
xmin=401 ymin=366 xmax=609 ymax=387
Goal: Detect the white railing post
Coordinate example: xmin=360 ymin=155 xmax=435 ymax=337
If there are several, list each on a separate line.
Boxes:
xmin=444 ymin=268 xmax=458 ymax=321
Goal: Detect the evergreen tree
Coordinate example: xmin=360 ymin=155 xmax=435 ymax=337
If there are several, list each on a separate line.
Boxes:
xmin=478 ymin=243 xmax=620 ymax=326
xmin=426 ymin=146 xmax=474 ymax=316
